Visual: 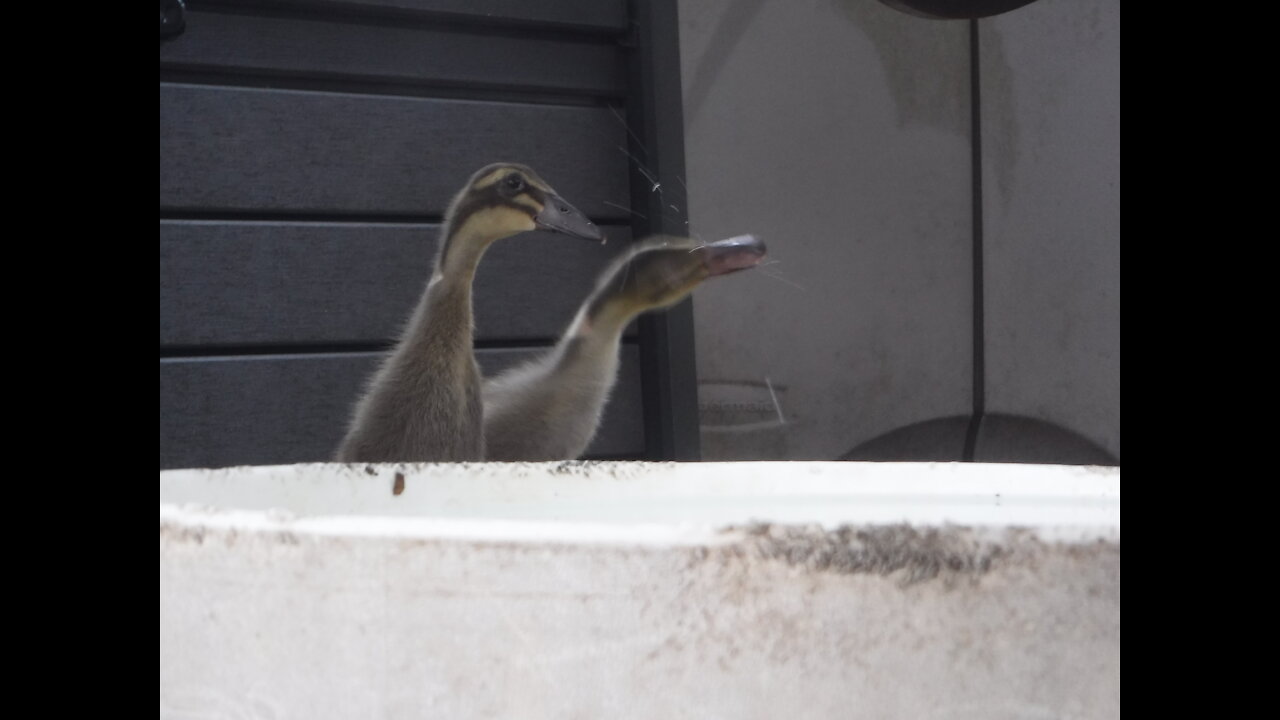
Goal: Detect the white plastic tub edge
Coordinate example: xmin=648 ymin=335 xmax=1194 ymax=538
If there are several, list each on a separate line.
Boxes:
xmin=160 ymin=460 xmax=1119 ymax=544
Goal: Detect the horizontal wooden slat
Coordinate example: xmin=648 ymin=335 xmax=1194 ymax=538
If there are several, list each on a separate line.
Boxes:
xmin=161 ymin=11 xmax=625 ymax=97
xmin=159 ymin=347 xmax=645 ymax=468
xmin=340 ymin=0 xmax=627 ymax=30
xmin=160 ymin=220 xmax=634 ymax=346
xmin=191 ymin=0 xmax=628 ymax=32
xmin=159 ymin=83 xmax=631 ymax=217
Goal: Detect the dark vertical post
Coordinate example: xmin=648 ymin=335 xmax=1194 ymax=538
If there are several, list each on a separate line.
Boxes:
xmin=963 ymin=18 xmax=986 ymax=461
xmin=624 ymin=0 xmax=702 ymax=460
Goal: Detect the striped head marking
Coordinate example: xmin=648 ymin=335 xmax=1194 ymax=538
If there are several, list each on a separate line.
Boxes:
xmin=452 ymin=163 xmax=602 ymax=242
xmin=588 ymin=234 xmax=767 ymax=320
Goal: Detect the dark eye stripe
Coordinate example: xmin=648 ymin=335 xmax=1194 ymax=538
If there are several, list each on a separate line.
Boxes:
xmin=439 ymin=183 xmax=551 ymax=266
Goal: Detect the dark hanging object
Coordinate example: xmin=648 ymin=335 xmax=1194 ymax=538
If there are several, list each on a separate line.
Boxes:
xmin=878 ymin=0 xmax=1039 ymax=19
xmin=160 ymin=0 xmax=186 ymax=43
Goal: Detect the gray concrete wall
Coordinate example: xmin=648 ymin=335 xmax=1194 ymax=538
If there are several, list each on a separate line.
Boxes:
xmin=678 ymin=0 xmax=1119 ymax=461
xmin=979 ymin=0 xmax=1120 ymax=458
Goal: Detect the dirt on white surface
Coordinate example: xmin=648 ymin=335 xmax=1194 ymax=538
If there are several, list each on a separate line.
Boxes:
xmin=161 ymin=462 xmax=1119 ymax=719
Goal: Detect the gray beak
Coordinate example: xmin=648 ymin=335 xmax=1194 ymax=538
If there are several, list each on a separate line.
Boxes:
xmin=699 ymin=234 xmax=768 ymax=276
xmin=535 ymin=194 xmax=603 ymax=241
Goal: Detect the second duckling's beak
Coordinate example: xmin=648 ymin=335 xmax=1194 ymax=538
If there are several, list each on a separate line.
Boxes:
xmin=535 ymin=194 xmax=604 ymax=241
xmin=699 ymin=234 xmax=768 ymax=277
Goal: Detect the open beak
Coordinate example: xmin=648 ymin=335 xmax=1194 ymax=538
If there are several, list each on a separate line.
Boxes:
xmin=535 ymin=193 xmax=604 ymax=241
xmin=698 ymin=234 xmax=767 ymax=277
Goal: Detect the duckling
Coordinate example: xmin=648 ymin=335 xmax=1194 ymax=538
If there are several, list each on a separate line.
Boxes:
xmin=336 ymin=163 xmax=603 ymax=462
xmin=483 ymin=234 xmax=767 ymax=461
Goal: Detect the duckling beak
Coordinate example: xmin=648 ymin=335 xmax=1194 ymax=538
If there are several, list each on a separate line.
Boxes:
xmin=535 ymin=193 xmax=603 ymax=241
xmin=699 ymin=234 xmax=767 ymax=277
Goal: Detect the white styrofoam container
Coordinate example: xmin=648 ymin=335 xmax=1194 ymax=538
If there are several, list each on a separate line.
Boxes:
xmin=161 ymin=461 xmax=1119 ymax=719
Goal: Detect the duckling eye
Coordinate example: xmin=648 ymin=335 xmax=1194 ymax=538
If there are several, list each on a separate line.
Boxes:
xmin=503 ymin=173 xmax=525 ymax=192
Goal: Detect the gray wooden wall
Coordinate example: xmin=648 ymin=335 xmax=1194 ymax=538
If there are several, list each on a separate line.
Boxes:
xmin=161 ymin=0 xmax=684 ymax=468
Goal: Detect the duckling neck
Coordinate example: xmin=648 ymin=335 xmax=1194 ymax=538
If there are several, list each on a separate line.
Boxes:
xmin=435 ymin=221 xmax=501 ymax=286
xmin=395 ymin=225 xmax=487 ymax=356
xmin=551 ymin=303 xmax=638 ymax=396
xmin=332 ymin=222 xmax=497 ymax=462
xmin=572 ymin=295 xmax=638 ymax=343
xmin=479 ymin=304 xmax=632 ymax=462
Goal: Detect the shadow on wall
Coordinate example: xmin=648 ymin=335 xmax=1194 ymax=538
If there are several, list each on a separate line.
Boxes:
xmin=841 ymin=413 xmax=1118 ymax=465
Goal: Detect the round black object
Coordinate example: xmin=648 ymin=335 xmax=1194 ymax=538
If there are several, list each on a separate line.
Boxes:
xmin=878 ymin=0 xmax=1040 ymax=19
xmin=160 ymin=0 xmax=186 ymax=43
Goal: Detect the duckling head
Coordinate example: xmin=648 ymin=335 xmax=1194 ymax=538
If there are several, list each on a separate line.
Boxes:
xmin=588 ymin=234 xmax=767 ymax=323
xmin=444 ymin=163 xmax=603 ymax=247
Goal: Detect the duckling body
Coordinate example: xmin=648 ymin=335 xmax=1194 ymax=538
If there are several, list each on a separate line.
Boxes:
xmin=481 ymin=330 xmax=620 ymax=462
xmin=483 ymin=234 xmax=766 ymax=461
xmin=336 ymin=163 xmax=601 ymax=462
